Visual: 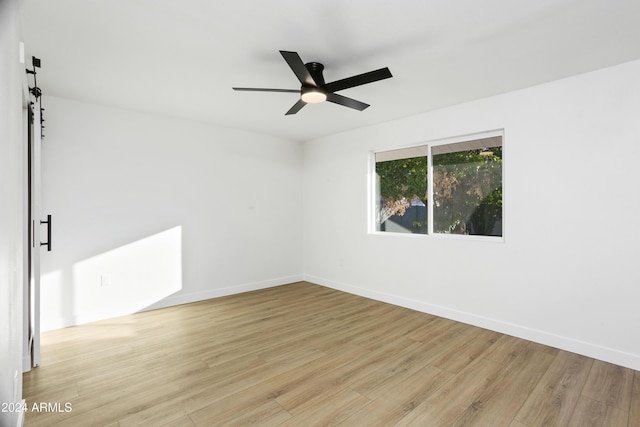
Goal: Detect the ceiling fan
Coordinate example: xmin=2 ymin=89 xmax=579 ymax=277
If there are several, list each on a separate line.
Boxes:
xmin=233 ymin=50 xmax=393 ymax=115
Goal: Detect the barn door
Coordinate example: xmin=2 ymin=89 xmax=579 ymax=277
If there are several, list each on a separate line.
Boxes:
xmin=24 ymin=57 xmax=49 ymax=370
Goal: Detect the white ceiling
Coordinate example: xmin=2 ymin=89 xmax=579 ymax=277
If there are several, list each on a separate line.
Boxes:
xmin=21 ymin=0 xmax=640 ymax=142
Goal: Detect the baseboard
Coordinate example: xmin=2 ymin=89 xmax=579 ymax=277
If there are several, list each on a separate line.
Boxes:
xmin=141 ymin=275 xmax=304 ymax=311
xmin=304 ymin=274 xmax=640 ymax=371
xmin=22 ymin=355 xmax=31 ymax=373
xmin=17 ymin=401 xmax=25 ymax=427
xmin=41 ymin=275 xmax=304 ymax=332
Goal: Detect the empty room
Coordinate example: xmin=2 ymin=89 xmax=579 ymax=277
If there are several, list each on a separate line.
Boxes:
xmin=2 ymin=0 xmax=640 ymax=426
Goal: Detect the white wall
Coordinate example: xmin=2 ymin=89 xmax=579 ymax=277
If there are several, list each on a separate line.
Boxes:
xmin=303 ymin=59 xmax=640 ymax=370
xmin=0 ymin=0 xmax=26 ymax=425
xmin=32 ymin=58 xmax=640 ymax=372
xmin=40 ymin=97 xmax=303 ymax=330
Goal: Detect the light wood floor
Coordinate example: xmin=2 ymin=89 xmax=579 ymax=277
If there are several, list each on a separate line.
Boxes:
xmin=23 ymin=282 xmax=640 ymax=426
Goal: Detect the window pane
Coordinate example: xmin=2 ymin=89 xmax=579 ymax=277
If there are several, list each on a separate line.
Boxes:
xmin=432 ymin=139 xmax=502 ymax=236
xmin=375 ymin=154 xmax=428 ymax=234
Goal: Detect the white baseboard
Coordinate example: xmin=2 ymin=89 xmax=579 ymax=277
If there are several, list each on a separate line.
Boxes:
xmin=304 ymin=274 xmax=640 ymax=371
xmin=22 ymin=355 xmax=31 ymax=373
xmin=37 ymin=272 xmax=640 ymax=370
xmin=17 ymin=400 xmax=26 ymax=427
xmin=141 ymin=275 xmax=304 ymax=311
xmin=41 ymin=275 xmax=304 ymax=332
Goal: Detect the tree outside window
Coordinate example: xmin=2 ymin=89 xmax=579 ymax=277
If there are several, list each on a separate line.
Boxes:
xmin=374 ymin=133 xmax=502 ymax=237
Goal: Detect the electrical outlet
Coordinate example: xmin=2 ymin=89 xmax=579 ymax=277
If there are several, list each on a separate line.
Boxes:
xmin=100 ymin=274 xmax=110 ymax=287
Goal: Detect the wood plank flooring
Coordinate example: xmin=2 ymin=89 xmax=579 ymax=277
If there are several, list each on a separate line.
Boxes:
xmin=22 ymin=282 xmax=640 ymax=426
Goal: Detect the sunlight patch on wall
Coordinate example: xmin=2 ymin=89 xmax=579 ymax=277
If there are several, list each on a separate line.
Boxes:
xmin=68 ymin=226 xmax=183 ymax=326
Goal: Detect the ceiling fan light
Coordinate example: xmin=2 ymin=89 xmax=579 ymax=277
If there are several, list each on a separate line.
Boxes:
xmin=301 ymin=88 xmax=327 ymax=104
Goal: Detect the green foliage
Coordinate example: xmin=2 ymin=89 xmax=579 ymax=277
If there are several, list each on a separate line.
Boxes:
xmin=376 ymin=156 xmax=428 ymax=203
xmin=375 ymin=146 xmax=502 ymax=236
xmin=433 ymin=147 xmax=502 ymax=235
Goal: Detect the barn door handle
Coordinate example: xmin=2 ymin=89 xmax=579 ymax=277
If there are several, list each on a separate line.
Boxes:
xmin=40 ymin=214 xmax=52 ymax=251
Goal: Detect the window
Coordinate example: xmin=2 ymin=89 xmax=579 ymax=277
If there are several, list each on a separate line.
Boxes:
xmin=373 ymin=131 xmax=503 ymax=237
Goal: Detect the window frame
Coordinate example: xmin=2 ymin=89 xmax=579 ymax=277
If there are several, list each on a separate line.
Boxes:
xmin=370 ymin=129 xmax=505 ymax=242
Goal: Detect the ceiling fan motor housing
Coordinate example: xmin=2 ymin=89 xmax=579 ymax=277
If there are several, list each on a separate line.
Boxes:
xmin=305 ymin=62 xmax=326 ymax=86
xmin=301 ymin=63 xmax=328 ymax=103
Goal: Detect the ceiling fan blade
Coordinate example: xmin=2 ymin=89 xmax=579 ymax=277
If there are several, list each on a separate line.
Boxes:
xmin=280 ymin=51 xmax=316 ymax=86
xmin=324 ymin=67 xmax=392 ymax=93
xmin=285 ymin=99 xmax=306 ymax=115
xmin=233 ymin=87 xmax=299 ymax=93
xmin=326 ymin=93 xmax=369 ymax=111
